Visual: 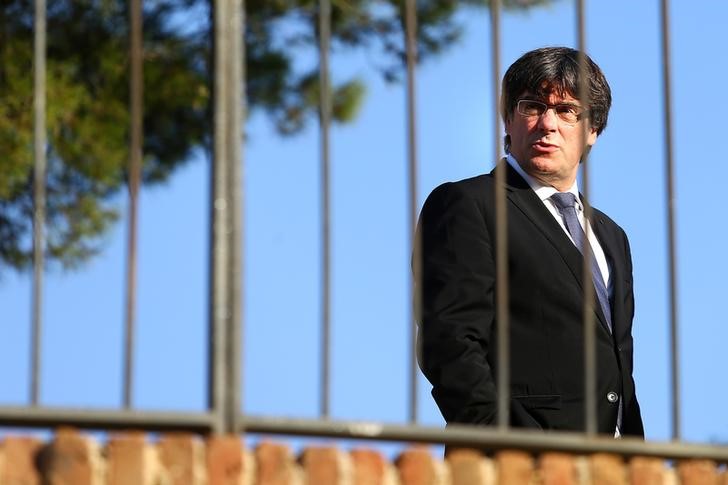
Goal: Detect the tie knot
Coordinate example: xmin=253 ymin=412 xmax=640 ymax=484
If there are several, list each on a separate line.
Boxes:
xmin=550 ymin=192 xmax=577 ymax=211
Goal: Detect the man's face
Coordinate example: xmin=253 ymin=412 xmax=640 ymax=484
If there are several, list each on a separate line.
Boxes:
xmin=505 ymin=91 xmax=597 ymax=191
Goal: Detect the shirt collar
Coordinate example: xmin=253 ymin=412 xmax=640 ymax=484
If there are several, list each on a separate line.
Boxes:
xmin=506 ymin=153 xmax=582 ymax=211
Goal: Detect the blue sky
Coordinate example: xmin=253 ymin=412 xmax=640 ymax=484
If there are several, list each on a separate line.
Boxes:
xmin=2 ymin=0 xmax=728 ymax=447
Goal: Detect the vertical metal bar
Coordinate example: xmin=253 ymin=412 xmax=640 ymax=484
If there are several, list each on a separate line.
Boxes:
xmin=404 ymin=0 xmax=419 ymax=425
xmin=490 ymin=0 xmax=509 ymax=431
xmin=209 ymin=0 xmax=230 ymax=435
xmin=224 ymin=0 xmax=244 ymax=434
xmin=659 ymin=0 xmax=680 ymax=441
xmin=30 ymin=0 xmax=47 ymax=406
xmin=576 ymin=0 xmax=597 ymax=436
xmin=123 ymin=0 xmax=143 ymax=410
xmin=318 ymin=0 xmax=332 ymax=420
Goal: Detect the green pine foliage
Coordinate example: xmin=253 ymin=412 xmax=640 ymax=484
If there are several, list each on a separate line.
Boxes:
xmin=0 ymin=0 xmax=552 ymax=272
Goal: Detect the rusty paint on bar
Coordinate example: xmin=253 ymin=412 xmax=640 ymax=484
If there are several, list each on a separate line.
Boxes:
xmin=404 ymin=0 xmax=419 ymax=425
xmin=30 ymin=0 xmax=47 ymax=407
xmin=660 ymin=0 xmax=680 ymax=441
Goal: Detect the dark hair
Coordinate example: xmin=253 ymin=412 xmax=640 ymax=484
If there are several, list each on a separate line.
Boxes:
xmin=501 ymin=47 xmax=611 ymax=153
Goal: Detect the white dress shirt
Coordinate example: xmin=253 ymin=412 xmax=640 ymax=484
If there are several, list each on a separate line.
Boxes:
xmin=506 ymin=154 xmax=612 ymax=295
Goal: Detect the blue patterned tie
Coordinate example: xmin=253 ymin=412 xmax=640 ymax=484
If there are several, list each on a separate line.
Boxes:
xmin=550 ymin=192 xmax=612 ymax=333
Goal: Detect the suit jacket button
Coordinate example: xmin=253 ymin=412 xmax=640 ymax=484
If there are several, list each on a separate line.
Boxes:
xmin=607 ymin=391 xmax=619 ymax=403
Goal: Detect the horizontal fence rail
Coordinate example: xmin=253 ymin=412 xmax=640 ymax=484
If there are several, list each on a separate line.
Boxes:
xmin=1 ymin=409 xmax=728 ymax=463
xmin=0 ymin=407 xmax=216 ymax=433
xmin=241 ymin=416 xmax=728 ymax=462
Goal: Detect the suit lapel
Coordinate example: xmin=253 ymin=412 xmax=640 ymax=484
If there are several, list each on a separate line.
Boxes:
xmin=494 ymin=162 xmax=612 ymax=336
xmin=591 ymin=212 xmax=628 ymax=340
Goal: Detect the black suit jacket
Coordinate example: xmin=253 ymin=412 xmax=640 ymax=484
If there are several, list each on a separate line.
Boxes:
xmin=415 ymin=162 xmax=644 ymax=436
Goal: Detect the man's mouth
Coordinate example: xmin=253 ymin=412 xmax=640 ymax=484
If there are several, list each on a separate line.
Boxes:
xmin=532 ymin=140 xmax=558 ymax=153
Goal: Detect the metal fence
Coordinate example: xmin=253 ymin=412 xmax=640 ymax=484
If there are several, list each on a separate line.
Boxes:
xmin=1 ymin=0 xmax=723 ymax=463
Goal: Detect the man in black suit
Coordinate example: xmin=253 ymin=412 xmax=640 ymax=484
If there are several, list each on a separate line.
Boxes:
xmin=415 ymin=47 xmax=643 ymax=436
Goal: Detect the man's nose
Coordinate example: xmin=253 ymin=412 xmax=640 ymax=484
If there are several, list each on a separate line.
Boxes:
xmin=537 ymin=107 xmax=559 ymax=130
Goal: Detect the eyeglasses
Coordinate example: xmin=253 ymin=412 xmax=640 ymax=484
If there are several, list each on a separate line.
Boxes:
xmin=516 ymin=99 xmax=588 ymax=125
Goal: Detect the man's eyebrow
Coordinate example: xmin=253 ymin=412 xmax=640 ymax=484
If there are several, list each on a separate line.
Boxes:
xmin=520 ymin=96 xmax=582 ymax=107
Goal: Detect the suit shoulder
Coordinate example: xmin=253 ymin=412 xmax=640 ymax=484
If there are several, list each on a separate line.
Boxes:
xmin=420 ymin=174 xmax=492 ymax=222
xmin=425 ymin=174 xmax=492 ymax=203
xmin=592 ymin=206 xmax=630 ymax=241
xmin=452 ymin=173 xmax=494 ymax=193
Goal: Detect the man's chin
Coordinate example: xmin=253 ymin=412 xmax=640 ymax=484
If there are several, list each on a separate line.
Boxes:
xmin=526 ymin=157 xmax=560 ymax=175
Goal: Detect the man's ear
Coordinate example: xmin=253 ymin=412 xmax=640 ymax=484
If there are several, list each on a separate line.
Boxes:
xmin=505 ymin=117 xmax=512 ymax=135
xmin=587 ymin=127 xmax=597 ymax=146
